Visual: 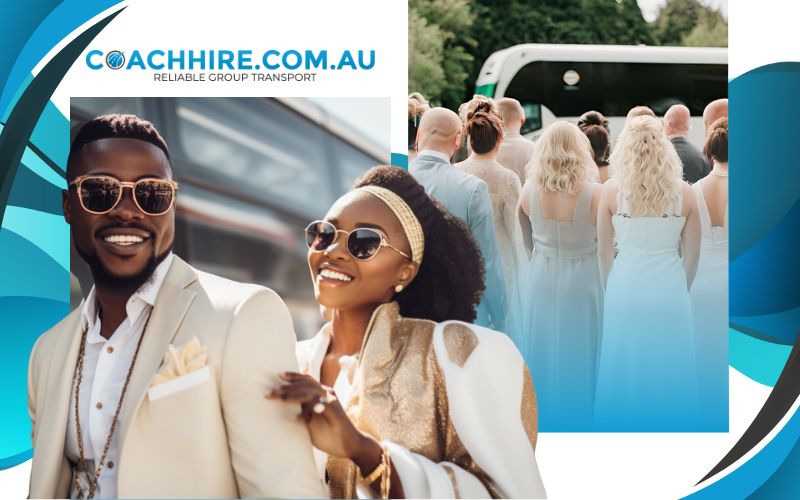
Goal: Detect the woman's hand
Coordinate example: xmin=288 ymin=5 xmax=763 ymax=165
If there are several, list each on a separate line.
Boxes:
xmin=266 ymin=372 xmax=378 ymax=463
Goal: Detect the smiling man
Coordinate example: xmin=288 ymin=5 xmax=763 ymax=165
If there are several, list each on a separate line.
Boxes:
xmin=27 ymin=114 xmax=324 ymax=499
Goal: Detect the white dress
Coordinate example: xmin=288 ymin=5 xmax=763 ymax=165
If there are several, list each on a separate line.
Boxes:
xmin=521 ymin=183 xmax=603 ymax=431
xmin=455 ymin=157 xmax=528 ymax=322
xmin=689 ymin=182 xmax=729 ymax=429
xmin=595 ymin=193 xmax=700 ymax=431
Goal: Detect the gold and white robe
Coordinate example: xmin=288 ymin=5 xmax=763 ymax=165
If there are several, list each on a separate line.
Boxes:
xmin=297 ymin=302 xmax=547 ymax=499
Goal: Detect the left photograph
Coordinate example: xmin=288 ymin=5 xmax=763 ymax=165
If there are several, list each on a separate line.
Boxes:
xmin=24 ymin=97 xmax=546 ymax=499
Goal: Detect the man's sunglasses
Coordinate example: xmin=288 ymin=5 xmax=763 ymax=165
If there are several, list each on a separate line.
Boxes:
xmin=68 ymin=175 xmax=179 ymax=216
xmin=305 ymin=220 xmax=410 ymax=261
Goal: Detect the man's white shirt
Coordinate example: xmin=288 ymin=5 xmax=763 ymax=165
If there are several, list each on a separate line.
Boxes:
xmin=64 ymin=253 xmax=174 ymax=499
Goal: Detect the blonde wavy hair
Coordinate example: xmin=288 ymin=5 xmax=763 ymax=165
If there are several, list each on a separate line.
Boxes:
xmin=408 ymin=92 xmax=429 ymax=120
xmin=529 ymin=121 xmax=597 ymax=194
xmin=610 ymin=115 xmax=683 ymax=216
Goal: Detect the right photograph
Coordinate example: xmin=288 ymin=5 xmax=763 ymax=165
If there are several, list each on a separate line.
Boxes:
xmin=409 ymin=0 xmax=728 ymax=432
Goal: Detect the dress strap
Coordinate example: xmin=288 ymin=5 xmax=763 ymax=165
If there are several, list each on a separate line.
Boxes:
xmin=672 ymin=187 xmax=684 ymax=216
xmin=530 ymin=183 xmax=542 ymax=224
xmin=693 ymin=182 xmax=712 ymax=234
xmin=573 ymin=182 xmax=594 ymax=224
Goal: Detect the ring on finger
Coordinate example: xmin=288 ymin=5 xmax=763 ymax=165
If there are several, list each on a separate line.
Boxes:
xmin=312 ymin=391 xmax=337 ymax=414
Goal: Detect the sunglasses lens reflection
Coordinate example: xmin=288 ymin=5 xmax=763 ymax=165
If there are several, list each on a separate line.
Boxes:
xmin=306 ymin=221 xmax=336 ymax=251
xmin=347 ymin=229 xmax=383 ymax=259
xmin=79 ymin=177 xmax=121 ymax=213
xmin=135 ymin=179 xmax=175 ymax=214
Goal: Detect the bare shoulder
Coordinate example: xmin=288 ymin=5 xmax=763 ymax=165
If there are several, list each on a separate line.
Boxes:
xmin=598 ymin=179 xmax=619 ymax=211
xmin=680 ymin=181 xmax=696 ymax=216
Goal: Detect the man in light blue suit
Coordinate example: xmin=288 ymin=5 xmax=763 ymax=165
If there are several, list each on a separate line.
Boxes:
xmin=410 ymin=107 xmax=507 ymax=331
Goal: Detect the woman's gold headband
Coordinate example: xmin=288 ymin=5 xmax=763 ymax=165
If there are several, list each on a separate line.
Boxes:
xmin=356 ymin=186 xmax=425 ymax=265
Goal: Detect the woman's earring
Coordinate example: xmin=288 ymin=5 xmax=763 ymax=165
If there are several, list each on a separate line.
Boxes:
xmin=394 ymin=284 xmax=404 ymax=293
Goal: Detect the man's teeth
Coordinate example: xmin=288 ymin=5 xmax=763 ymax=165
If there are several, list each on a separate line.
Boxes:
xmin=104 ymin=234 xmax=144 ymax=245
xmin=319 ymin=269 xmax=352 ymax=282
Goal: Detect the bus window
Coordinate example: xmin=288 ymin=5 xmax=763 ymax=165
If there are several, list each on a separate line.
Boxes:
xmin=521 ymin=103 xmax=542 ymax=135
xmin=331 ymin=138 xmax=379 ymax=193
xmin=174 ymin=98 xmax=334 ymax=219
xmin=504 ymin=61 xmax=726 ymax=122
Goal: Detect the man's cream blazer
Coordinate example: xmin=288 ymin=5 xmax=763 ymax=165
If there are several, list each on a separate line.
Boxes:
xmin=27 ymin=256 xmax=325 ymax=499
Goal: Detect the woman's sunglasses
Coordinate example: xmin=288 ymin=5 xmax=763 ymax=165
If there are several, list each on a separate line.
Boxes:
xmin=68 ymin=175 xmax=179 ymax=216
xmin=305 ymin=220 xmax=410 ymax=261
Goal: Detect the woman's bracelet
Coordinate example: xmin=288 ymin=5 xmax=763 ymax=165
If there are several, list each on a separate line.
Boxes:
xmin=358 ymin=442 xmax=391 ymax=499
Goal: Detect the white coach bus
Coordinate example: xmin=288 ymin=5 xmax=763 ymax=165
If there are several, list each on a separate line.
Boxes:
xmin=475 ymin=44 xmax=727 ymax=147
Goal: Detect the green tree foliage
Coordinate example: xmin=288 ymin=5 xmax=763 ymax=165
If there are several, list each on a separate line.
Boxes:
xmin=409 ymin=0 xmax=727 ymax=106
xmin=681 ymin=7 xmax=728 ymax=47
xmin=408 ymin=0 xmax=476 ymax=109
xmin=465 ymin=0 xmax=654 ymax=101
xmin=653 ymin=0 xmax=728 ymax=47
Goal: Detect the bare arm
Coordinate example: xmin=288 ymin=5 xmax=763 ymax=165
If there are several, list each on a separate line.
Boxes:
xmin=680 ymin=183 xmax=701 ymax=290
xmin=517 ymin=181 xmax=534 ymax=254
xmin=597 ymin=182 xmax=617 ymax=286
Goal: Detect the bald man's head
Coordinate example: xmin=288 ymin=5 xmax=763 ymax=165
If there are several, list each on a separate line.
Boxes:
xmin=664 ymin=104 xmax=691 ymax=138
xmin=417 ymin=107 xmax=463 ymax=156
xmin=495 ymin=98 xmax=525 ymax=133
xmin=703 ymin=99 xmax=728 ymax=133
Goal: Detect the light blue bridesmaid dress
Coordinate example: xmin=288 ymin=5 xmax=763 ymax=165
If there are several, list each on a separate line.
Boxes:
xmin=520 ymin=182 xmax=603 ymax=431
xmin=689 ymin=182 xmax=729 ymax=430
xmin=594 ymin=192 xmax=700 ymax=431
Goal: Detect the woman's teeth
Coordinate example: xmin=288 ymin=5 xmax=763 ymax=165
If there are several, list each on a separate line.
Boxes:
xmin=104 ymin=234 xmax=144 ymax=246
xmin=319 ymin=269 xmax=352 ymax=282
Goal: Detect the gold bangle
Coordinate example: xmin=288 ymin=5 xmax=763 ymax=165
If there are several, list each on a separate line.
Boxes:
xmin=360 ymin=459 xmax=386 ymax=486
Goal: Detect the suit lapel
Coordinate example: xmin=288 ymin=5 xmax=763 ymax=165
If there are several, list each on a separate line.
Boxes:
xmin=117 ymin=257 xmax=198 ymax=448
xmin=34 ymin=307 xmax=83 ymax=498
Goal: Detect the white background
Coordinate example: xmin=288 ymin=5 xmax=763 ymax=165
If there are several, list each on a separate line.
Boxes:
xmin=5 ymin=0 xmax=799 ymax=498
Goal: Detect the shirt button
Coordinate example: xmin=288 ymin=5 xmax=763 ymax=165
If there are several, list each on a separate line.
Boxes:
xmin=107 ymin=461 xmax=114 ymax=469
xmin=96 ymin=402 xmax=103 ymax=410
xmin=107 ymin=346 xmax=114 ymax=354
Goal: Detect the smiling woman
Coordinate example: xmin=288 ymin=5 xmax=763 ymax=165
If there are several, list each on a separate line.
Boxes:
xmin=268 ymin=165 xmax=547 ymax=499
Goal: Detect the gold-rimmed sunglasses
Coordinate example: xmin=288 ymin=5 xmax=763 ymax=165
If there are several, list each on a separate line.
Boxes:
xmin=305 ymin=220 xmax=410 ymax=261
xmin=68 ymin=175 xmax=179 ymax=216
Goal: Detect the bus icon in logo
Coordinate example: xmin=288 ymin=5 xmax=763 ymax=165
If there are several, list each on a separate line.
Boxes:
xmin=105 ymin=51 xmax=125 ymax=70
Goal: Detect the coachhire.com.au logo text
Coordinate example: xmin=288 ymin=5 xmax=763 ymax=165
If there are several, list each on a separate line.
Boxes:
xmin=86 ymin=49 xmax=376 ymax=82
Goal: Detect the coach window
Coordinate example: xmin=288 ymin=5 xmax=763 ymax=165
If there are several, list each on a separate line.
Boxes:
xmin=331 ymin=139 xmax=379 ymax=194
xmin=174 ymin=97 xmax=331 ymax=218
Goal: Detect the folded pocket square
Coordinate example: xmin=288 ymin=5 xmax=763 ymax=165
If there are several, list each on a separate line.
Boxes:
xmin=151 ymin=336 xmax=208 ymax=387
xmin=148 ymin=365 xmax=211 ymax=401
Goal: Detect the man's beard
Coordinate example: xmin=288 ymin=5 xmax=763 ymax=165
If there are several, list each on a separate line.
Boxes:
xmin=76 ymin=242 xmax=172 ymax=293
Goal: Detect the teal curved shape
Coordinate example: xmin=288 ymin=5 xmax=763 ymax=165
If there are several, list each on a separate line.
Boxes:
xmin=0 ymin=0 xmax=123 ymax=118
xmin=0 ymin=296 xmax=68 ymax=463
xmin=0 ymin=123 xmax=64 ymax=188
xmin=0 ymin=5 xmax=125 ymax=470
xmin=2 ymin=205 xmax=68 ymax=271
xmin=7 ymin=156 xmax=64 ymax=215
xmin=21 ymin=139 xmax=65 ymax=188
xmin=0 ymin=228 xmax=69 ymax=301
xmin=729 ymin=328 xmax=792 ymax=387
xmin=731 ymin=305 xmax=800 ymax=346
xmin=28 ymin=98 xmax=68 ymax=167
xmin=685 ymin=401 xmax=800 ymax=499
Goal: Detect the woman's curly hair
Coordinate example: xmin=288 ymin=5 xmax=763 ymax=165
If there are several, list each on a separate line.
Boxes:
xmin=352 ymin=165 xmax=485 ymax=322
